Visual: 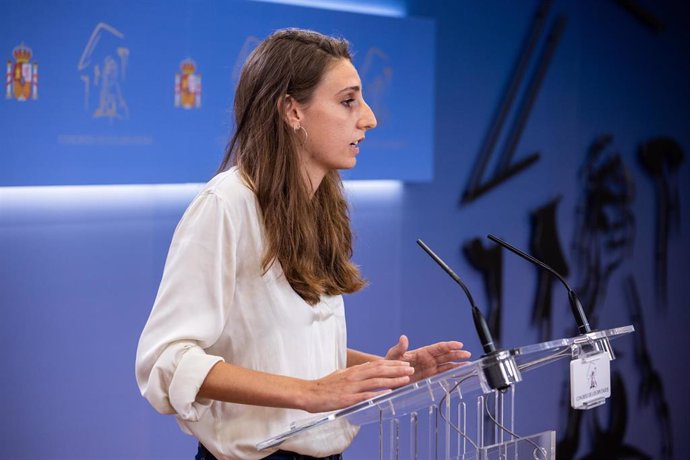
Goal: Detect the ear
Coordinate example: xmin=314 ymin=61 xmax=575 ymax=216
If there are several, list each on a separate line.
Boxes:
xmin=280 ymin=94 xmax=304 ymax=130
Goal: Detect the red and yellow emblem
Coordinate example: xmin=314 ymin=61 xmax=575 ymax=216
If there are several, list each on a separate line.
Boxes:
xmin=6 ymin=43 xmax=38 ymax=101
xmin=174 ymin=59 xmax=201 ymax=109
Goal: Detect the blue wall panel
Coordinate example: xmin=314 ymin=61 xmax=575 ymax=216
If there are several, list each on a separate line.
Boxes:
xmin=1 ymin=0 xmax=434 ymax=185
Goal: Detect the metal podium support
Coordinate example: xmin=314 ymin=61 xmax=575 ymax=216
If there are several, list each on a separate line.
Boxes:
xmin=257 ymin=326 xmax=634 ymax=459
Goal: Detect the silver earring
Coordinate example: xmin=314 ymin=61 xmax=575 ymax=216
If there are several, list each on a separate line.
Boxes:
xmin=294 ymin=124 xmax=308 ymax=143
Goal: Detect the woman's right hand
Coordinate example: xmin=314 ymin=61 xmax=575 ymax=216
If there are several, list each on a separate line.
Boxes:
xmin=300 ymin=360 xmax=414 ymax=413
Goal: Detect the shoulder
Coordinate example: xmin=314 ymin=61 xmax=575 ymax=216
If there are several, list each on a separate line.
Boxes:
xmin=204 ymin=167 xmax=256 ymax=206
xmin=187 ymin=168 xmax=260 ymax=221
xmin=178 ymin=167 xmax=259 ymax=230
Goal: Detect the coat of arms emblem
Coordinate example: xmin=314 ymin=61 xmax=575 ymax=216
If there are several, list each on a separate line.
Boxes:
xmin=174 ymin=59 xmax=201 ymax=109
xmin=6 ymin=43 xmax=38 ymax=101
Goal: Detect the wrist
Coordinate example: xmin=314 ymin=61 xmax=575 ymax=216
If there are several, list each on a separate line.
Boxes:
xmin=347 ymin=348 xmax=382 ymax=367
xmin=289 ymin=377 xmax=313 ymax=412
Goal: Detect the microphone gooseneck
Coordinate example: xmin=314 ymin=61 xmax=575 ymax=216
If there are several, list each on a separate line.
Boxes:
xmin=487 ymin=234 xmax=592 ymax=334
xmin=416 ymin=239 xmax=496 ymax=354
xmin=416 ymin=238 xmax=521 ymax=392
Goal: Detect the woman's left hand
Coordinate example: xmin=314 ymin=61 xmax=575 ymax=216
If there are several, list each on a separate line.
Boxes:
xmin=385 ymin=335 xmax=471 ymax=383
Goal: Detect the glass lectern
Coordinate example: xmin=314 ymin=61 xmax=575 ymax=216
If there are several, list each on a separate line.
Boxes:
xmin=258 ymin=326 xmax=634 ymax=459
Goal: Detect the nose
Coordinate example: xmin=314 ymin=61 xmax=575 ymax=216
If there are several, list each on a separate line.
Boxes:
xmin=359 ymin=99 xmax=377 ymax=130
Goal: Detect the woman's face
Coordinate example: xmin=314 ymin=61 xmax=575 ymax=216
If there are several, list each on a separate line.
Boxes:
xmin=296 ymin=58 xmax=377 ymax=185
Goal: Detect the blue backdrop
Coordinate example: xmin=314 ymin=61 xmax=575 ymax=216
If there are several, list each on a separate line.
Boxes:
xmin=1 ymin=0 xmax=688 ymax=459
xmin=1 ymin=0 xmax=434 ymax=185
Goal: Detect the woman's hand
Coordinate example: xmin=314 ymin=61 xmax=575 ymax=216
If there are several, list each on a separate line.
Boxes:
xmin=385 ymin=335 xmax=471 ymax=383
xmin=301 ymin=360 xmax=414 ymax=413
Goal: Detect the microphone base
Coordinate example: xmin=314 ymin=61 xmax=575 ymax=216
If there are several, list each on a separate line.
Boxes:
xmin=573 ymin=333 xmax=615 ymax=361
xmin=478 ymin=349 xmax=522 ymax=393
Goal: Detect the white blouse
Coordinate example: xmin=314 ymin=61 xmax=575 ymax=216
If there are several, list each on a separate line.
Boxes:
xmin=135 ymin=168 xmax=357 ymax=459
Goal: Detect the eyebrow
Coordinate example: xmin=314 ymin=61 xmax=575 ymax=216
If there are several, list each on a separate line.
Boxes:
xmin=337 ymin=85 xmax=361 ymax=95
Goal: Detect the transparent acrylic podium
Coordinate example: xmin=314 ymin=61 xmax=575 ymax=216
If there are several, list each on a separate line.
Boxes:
xmin=257 ymin=326 xmax=634 ymax=459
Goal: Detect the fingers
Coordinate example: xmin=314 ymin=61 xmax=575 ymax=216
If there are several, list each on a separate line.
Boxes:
xmin=344 ymin=361 xmax=413 ymax=395
xmin=305 ymin=360 xmax=415 ymax=412
xmin=385 ymin=335 xmax=409 ymax=360
xmin=433 ymin=349 xmax=472 ymax=363
xmin=426 ymin=341 xmax=466 ymax=355
xmin=399 ymin=335 xmax=409 ymax=352
xmin=347 ymin=362 xmax=413 ymax=395
xmin=352 ymin=359 xmax=414 ymax=381
xmin=305 ymin=340 xmax=473 ymax=413
xmin=416 ymin=342 xmax=471 ymax=361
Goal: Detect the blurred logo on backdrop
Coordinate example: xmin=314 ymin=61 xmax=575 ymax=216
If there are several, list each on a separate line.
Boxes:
xmin=174 ymin=59 xmax=201 ymax=109
xmin=57 ymin=22 xmax=152 ymax=146
xmin=360 ymin=47 xmax=392 ymax=125
xmin=77 ymin=22 xmax=130 ymax=121
xmin=5 ymin=43 xmax=38 ymax=101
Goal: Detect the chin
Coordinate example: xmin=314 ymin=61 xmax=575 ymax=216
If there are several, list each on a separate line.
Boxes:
xmin=340 ymin=159 xmax=357 ymax=170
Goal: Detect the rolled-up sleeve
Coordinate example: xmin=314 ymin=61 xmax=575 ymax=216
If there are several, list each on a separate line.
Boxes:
xmin=135 ymin=191 xmax=236 ymax=421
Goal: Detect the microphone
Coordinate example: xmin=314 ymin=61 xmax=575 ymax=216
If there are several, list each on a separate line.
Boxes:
xmin=417 ymin=239 xmax=520 ymax=392
xmin=486 ymin=234 xmax=592 ymax=334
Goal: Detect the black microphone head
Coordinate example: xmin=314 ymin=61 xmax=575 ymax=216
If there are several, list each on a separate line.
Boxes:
xmin=568 ymin=290 xmax=591 ymax=334
xmin=472 ymin=306 xmax=496 ymax=354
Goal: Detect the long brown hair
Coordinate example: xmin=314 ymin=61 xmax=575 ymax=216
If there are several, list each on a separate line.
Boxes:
xmin=218 ymin=28 xmax=366 ymax=305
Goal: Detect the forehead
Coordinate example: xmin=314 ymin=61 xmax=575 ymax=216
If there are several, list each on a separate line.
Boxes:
xmin=316 ymin=58 xmax=361 ymax=93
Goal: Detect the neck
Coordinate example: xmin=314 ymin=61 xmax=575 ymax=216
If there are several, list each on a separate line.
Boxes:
xmin=298 ymin=152 xmax=326 ymax=197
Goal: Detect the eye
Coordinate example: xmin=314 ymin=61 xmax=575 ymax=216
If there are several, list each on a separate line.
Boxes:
xmin=341 ymin=98 xmax=355 ymax=108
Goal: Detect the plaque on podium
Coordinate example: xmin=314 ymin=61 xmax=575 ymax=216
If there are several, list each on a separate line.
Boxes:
xmin=257 ymin=326 xmax=633 ymax=459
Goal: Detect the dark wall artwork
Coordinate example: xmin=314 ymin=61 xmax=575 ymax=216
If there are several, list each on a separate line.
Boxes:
xmin=426 ymin=0 xmax=689 ymax=458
